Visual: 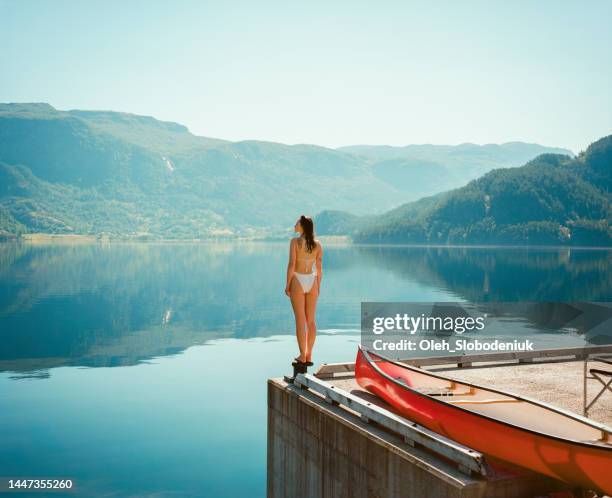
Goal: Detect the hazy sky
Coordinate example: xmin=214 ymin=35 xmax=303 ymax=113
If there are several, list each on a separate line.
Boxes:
xmin=1 ymin=0 xmax=611 ymax=152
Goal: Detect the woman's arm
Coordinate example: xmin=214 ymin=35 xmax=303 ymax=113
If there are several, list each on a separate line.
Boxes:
xmin=285 ymin=239 xmax=296 ymax=296
xmin=315 ymin=242 xmax=323 ymax=294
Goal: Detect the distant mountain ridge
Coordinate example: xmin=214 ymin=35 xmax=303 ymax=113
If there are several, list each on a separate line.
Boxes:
xmin=0 ymin=103 xmax=580 ymax=240
xmin=338 ymin=142 xmax=574 ymax=200
xmin=338 ymin=141 xmax=573 ymax=159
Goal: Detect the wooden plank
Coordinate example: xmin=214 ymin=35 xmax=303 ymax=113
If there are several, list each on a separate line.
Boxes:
xmin=315 ymin=362 xmax=355 ymax=378
xmin=294 ymin=373 xmax=489 ymax=477
xmin=314 ymin=345 xmax=612 ymax=377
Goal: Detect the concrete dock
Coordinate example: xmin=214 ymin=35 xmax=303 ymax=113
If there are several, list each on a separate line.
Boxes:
xmin=267 ymin=347 xmax=612 ymax=498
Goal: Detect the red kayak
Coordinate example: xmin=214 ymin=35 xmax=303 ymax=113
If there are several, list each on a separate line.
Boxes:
xmin=355 ymin=347 xmax=612 ymax=495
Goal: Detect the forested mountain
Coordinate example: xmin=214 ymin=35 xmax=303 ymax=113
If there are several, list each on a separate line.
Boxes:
xmin=0 ymin=103 xmax=404 ymax=238
xmin=322 ymin=136 xmax=611 ymax=246
xmin=0 ymin=103 xmax=581 ymax=240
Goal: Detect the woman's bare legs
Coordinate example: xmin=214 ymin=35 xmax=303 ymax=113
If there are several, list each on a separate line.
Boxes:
xmin=304 ymin=287 xmax=318 ymax=363
xmin=289 ymin=277 xmax=308 ymax=362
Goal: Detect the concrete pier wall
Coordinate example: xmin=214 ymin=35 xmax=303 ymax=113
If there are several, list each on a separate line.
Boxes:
xmin=267 ymin=378 xmax=569 ymax=498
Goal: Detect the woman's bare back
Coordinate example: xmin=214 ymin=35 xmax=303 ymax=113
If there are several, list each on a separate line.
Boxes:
xmin=294 ymin=237 xmax=320 ymax=274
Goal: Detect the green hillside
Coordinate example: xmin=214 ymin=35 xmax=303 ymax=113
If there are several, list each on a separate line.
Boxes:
xmin=349 ymin=136 xmax=611 ymax=245
xmin=0 ymin=104 xmax=407 ymax=238
xmin=0 ymin=103 xmax=586 ymax=240
xmin=317 ymin=193 xmax=444 ymax=236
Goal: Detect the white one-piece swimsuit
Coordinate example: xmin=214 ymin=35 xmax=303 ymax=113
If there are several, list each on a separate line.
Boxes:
xmin=294 ymin=258 xmax=317 ymax=293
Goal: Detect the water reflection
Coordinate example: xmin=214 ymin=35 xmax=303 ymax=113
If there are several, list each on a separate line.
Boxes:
xmin=355 ymin=245 xmax=612 ymax=301
xmin=0 ymin=242 xmax=610 ymax=377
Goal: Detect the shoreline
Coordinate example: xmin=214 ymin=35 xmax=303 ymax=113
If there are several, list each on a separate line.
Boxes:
xmin=1 ymin=233 xmax=610 ymax=249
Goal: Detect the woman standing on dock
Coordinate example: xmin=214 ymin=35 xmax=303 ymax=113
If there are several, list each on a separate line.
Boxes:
xmin=285 ymin=215 xmax=323 ymax=366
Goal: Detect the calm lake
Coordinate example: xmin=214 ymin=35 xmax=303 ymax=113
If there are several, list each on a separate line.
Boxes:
xmin=1 ymin=242 xmax=610 ymax=497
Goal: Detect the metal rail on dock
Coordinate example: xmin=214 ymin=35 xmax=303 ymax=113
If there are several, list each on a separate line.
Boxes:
xmin=315 ymin=345 xmax=612 ymax=379
xmin=293 ymin=373 xmax=489 ymax=478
